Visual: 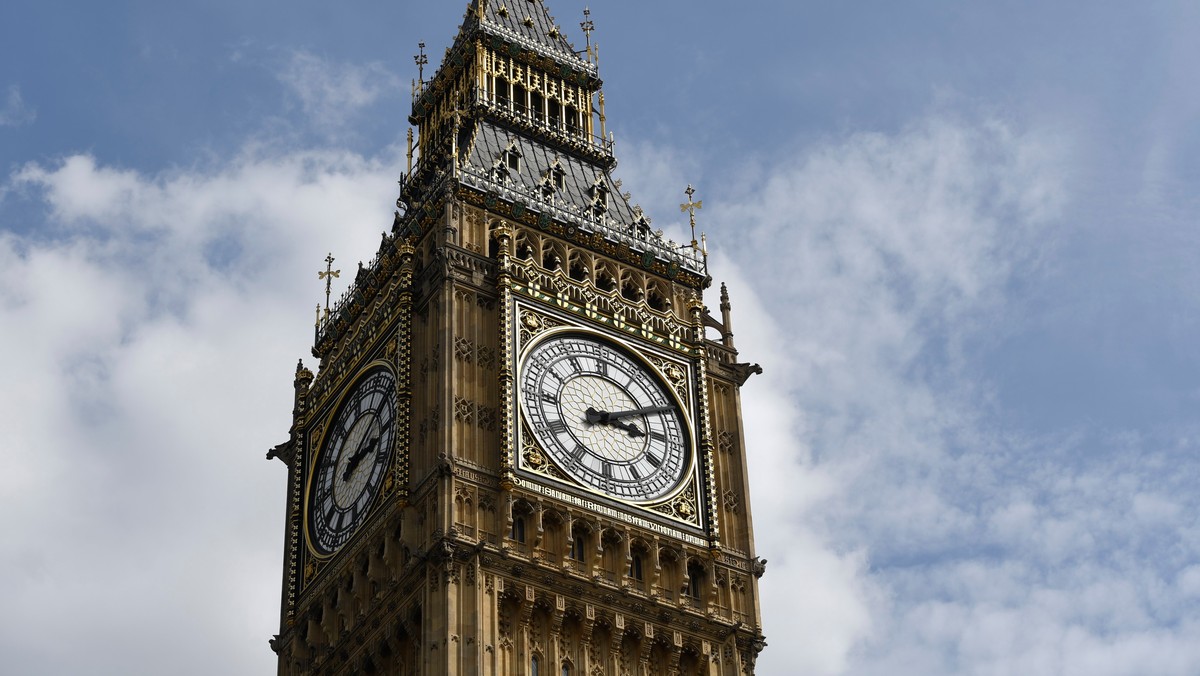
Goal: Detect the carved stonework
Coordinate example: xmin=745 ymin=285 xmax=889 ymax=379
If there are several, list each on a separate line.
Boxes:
xmin=454 ymin=397 xmax=475 ymax=424
xmin=646 ymin=482 xmax=702 ymax=528
xmin=723 ymin=489 xmax=740 ymax=514
xmin=518 ymin=307 xmax=566 ymax=345
xmin=455 ymin=336 xmax=475 ymax=363
xmin=717 ymin=430 xmax=735 ymax=455
xmin=478 ymin=345 xmax=498 ymax=370
xmin=645 ymin=355 xmax=688 ymax=402
xmin=478 ymin=405 xmax=498 ymax=432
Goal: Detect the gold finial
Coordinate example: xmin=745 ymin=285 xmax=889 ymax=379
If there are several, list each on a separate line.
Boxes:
xmin=598 ymin=90 xmax=607 ymax=139
xmin=318 ymin=253 xmax=341 ymax=318
xmin=581 ymin=8 xmax=595 ymax=58
xmin=406 ymin=128 xmax=414 ymax=174
xmin=315 ymin=303 xmax=321 ymax=328
xmin=680 ymin=185 xmax=703 ymax=249
xmin=414 ymin=42 xmax=428 ymax=84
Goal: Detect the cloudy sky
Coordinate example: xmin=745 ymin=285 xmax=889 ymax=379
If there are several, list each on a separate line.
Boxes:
xmin=3 ymin=1 xmax=1199 ymax=674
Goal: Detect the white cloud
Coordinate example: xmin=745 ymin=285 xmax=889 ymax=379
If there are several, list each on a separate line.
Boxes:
xmin=0 ymin=85 xmax=35 ymax=127
xmin=1 ymin=148 xmax=401 ymax=674
xmin=276 ymin=51 xmax=401 ymax=131
xmin=702 ymin=111 xmax=1200 ymax=675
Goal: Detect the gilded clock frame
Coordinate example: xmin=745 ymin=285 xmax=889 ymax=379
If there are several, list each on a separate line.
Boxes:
xmin=510 ymin=299 xmax=706 ymax=532
xmin=302 ymin=359 xmax=400 ymax=560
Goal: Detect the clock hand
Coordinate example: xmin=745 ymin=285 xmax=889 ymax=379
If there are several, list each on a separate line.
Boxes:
xmin=342 ymin=436 xmax=379 ymax=481
xmin=599 ymin=406 xmax=674 ymax=422
xmin=585 ymin=406 xmax=672 ymax=424
xmin=584 ymin=408 xmax=646 ymax=437
xmin=610 ymin=419 xmax=645 ymax=437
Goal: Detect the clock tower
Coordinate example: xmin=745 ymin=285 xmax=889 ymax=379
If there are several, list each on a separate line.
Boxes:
xmin=268 ymin=2 xmax=767 ymax=674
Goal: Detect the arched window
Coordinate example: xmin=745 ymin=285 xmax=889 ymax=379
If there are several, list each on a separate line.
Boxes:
xmin=511 ymin=516 xmax=526 ymax=544
xmin=629 ymin=554 xmax=644 ymax=581
xmin=686 ymin=560 xmax=706 ymax=601
xmin=531 ymin=655 xmax=540 ymax=676
xmin=561 ymin=662 xmax=571 ymax=676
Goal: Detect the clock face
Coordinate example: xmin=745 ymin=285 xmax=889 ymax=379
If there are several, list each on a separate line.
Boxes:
xmin=520 ymin=331 xmax=690 ymax=502
xmin=308 ymin=366 xmax=397 ymax=556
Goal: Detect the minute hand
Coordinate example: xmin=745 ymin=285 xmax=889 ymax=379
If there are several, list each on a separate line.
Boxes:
xmin=587 ymin=406 xmax=674 ymax=424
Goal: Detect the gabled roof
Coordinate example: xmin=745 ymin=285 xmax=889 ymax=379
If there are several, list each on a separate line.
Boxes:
xmin=478 ymin=0 xmax=594 ymax=73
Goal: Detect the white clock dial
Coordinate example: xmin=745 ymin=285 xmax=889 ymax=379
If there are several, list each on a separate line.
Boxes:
xmin=307 ymin=366 xmax=396 ymax=556
xmin=520 ymin=332 xmax=690 ymax=502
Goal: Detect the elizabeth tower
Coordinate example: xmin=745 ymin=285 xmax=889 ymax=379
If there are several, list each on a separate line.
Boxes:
xmin=268 ymin=2 xmax=767 ymax=674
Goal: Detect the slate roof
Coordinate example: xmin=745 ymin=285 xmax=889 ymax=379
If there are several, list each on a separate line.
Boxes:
xmin=479 ymin=0 xmax=595 ymax=74
xmin=458 ymin=120 xmax=706 ymax=274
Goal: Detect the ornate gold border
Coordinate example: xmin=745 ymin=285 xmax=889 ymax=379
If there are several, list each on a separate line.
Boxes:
xmin=511 ymin=305 xmax=703 ymax=527
xmin=301 ymin=359 xmax=400 ymax=560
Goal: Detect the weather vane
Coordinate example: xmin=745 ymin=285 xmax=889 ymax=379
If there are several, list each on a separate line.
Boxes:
xmin=318 ymin=253 xmax=341 ymax=319
xmin=414 ymin=42 xmax=428 ymax=84
xmin=680 ymin=184 xmax=703 ymax=250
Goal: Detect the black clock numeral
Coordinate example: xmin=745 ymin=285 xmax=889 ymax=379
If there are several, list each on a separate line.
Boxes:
xmin=596 ymin=361 xmax=608 ymax=377
xmin=646 ymin=452 xmax=662 ymax=468
xmin=547 ymin=420 xmax=568 ymax=435
xmin=541 ymin=392 xmax=558 ymax=404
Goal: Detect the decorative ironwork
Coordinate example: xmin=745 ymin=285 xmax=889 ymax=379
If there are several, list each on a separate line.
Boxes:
xmin=318 ymin=253 xmax=341 ymax=318
xmin=680 ymin=185 xmax=703 ymax=251
xmin=414 ymin=42 xmax=428 ymax=85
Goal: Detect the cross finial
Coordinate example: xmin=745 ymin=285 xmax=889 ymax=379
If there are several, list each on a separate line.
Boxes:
xmin=318 ymin=253 xmax=341 ymax=318
xmin=680 ymin=184 xmax=703 ymax=249
xmin=581 ymin=8 xmax=595 ymax=57
xmin=414 ymin=42 xmax=428 ymax=83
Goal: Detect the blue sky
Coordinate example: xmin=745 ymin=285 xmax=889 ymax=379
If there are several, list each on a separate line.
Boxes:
xmin=2 ymin=1 xmax=1199 ymax=674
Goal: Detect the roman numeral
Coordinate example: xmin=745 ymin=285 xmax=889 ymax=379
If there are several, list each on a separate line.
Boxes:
xmin=541 ymin=393 xmax=558 ymax=404
xmin=646 ymin=453 xmax=662 ymax=468
xmin=650 ymin=431 xmax=668 ymax=443
xmin=548 ymin=420 xmax=568 ymax=435
xmin=572 ymin=444 xmax=588 ymax=460
xmin=596 ymin=361 xmax=608 ymax=376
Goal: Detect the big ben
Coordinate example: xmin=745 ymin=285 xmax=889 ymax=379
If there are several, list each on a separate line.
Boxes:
xmin=268 ymin=2 xmax=768 ymax=674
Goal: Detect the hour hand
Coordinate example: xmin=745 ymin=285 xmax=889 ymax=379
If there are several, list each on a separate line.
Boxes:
xmin=342 ymin=437 xmax=379 ymax=481
xmin=610 ymin=419 xmax=645 ymax=438
xmin=584 ymin=407 xmax=646 ymax=437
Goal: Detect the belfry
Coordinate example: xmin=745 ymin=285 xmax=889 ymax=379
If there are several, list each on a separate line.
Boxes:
xmin=268 ymin=2 xmax=768 ymax=673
